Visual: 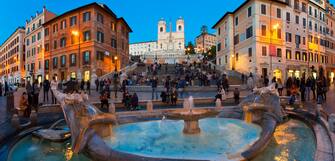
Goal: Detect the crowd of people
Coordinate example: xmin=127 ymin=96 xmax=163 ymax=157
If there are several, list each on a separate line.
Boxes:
xmin=3 ymin=62 xmax=334 ymax=115
xmin=242 ymin=67 xmax=332 ymax=106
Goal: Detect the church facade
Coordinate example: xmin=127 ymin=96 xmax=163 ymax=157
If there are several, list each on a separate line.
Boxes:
xmin=130 ymin=17 xmax=189 ymax=64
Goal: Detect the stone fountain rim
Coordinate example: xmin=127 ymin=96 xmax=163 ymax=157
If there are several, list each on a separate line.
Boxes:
xmin=164 ymin=109 xmax=220 ymax=121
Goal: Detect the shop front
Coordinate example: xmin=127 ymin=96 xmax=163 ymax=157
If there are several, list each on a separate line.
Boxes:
xmin=286 ymin=65 xmax=308 ymax=79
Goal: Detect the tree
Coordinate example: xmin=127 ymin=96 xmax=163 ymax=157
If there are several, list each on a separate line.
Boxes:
xmin=203 ymin=45 xmax=216 ymax=60
xmin=185 ymin=41 xmax=196 ymax=55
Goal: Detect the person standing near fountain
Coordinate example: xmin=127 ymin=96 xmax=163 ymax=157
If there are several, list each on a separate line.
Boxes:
xmin=151 ymin=76 xmax=158 ymax=100
xmin=43 ymin=78 xmax=50 ymax=103
xmin=171 ymin=88 xmax=178 ymax=105
xmin=50 ymin=77 xmax=58 ymax=104
xmin=32 ymin=80 xmax=40 ymax=111
xmin=234 ymin=88 xmax=240 ymax=104
xmin=100 ymin=91 xmax=109 ymax=110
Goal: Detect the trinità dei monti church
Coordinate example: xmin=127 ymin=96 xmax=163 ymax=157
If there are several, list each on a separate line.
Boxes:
xmin=130 ymin=17 xmax=199 ymax=64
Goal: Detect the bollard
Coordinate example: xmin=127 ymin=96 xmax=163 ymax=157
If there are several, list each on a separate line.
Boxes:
xmin=11 ymin=114 xmax=21 ymax=129
xmin=109 ymin=102 xmax=116 ymax=114
xmin=146 ymin=101 xmax=153 ymax=112
xmin=30 ymin=110 xmax=38 ymax=125
xmin=215 ymin=99 xmax=222 ymax=109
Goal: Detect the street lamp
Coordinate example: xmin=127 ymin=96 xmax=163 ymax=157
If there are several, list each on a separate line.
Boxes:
xmin=71 ymin=30 xmax=81 ymax=80
xmin=114 ymin=56 xmax=118 ymax=71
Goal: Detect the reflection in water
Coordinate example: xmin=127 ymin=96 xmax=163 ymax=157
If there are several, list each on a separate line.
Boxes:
xmin=8 ymin=135 xmax=91 ymax=161
xmin=253 ymin=119 xmax=316 ymax=161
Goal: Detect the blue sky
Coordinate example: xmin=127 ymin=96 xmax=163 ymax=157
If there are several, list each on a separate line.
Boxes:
xmin=0 ymin=0 xmax=334 ymax=44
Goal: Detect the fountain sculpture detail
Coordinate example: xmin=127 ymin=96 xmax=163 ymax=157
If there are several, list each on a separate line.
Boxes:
xmin=166 ymin=96 xmax=219 ymax=134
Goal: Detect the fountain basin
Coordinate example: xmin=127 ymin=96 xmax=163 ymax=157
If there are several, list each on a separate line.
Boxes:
xmin=104 ymin=118 xmax=262 ymax=160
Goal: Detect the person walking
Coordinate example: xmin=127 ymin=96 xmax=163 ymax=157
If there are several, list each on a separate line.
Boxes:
xmin=43 ymin=78 xmax=50 ymax=103
xmin=151 ymin=77 xmax=158 ymax=100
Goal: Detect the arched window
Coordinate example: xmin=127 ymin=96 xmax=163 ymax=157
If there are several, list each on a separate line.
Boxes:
xmin=160 ymin=27 xmax=164 ymax=32
xmin=178 ymin=25 xmax=182 ymax=31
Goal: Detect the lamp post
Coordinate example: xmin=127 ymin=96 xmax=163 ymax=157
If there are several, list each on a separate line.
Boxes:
xmin=114 ymin=56 xmax=118 ymax=71
xmin=71 ymin=30 xmax=80 ymax=80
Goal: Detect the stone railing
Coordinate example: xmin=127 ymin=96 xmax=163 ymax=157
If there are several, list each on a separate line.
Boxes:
xmin=99 ymin=62 xmax=138 ymax=80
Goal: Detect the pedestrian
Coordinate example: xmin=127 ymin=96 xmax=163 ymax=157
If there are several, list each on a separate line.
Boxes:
xmin=247 ymin=75 xmax=254 ymax=91
xmin=306 ymin=76 xmax=312 ymax=101
xmin=171 ymin=88 xmax=178 ymax=105
xmin=80 ymin=79 xmax=85 ymax=91
xmin=100 ymin=91 xmax=109 ymax=110
xmin=63 ymin=78 xmax=75 ymax=94
xmin=165 ymin=76 xmax=171 ymax=93
xmin=286 ymin=77 xmax=293 ymax=96
xmin=241 ymin=74 xmax=245 ymax=84
xmin=95 ymin=78 xmax=100 ymax=92
xmin=50 ymin=77 xmax=58 ymax=104
xmin=300 ymin=73 xmax=306 ymax=102
xmin=32 ymin=80 xmax=40 ymax=111
xmin=43 ymin=78 xmax=50 ymax=103
xmin=177 ymin=78 xmax=186 ymax=98
xmin=277 ymin=78 xmax=284 ymax=96
xmin=234 ymin=88 xmax=240 ymax=104
xmin=4 ymin=81 xmax=9 ymax=96
xmin=113 ymin=72 xmax=119 ymax=98
xmin=311 ymin=77 xmax=316 ymax=100
xmin=26 ymin=81 xmax=33 ymax=109
xmin=131 ymin=93 xmax=139 ymax=110
xmin=86 ymin=80 xmax=91 ymax=95
xmin=264 ymin=75 xmax=269 ymax=87
xmin=151 ymin=77 xmax=158 ymax=100
xmin=121 ymin=79 xmax=128 ymax=92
